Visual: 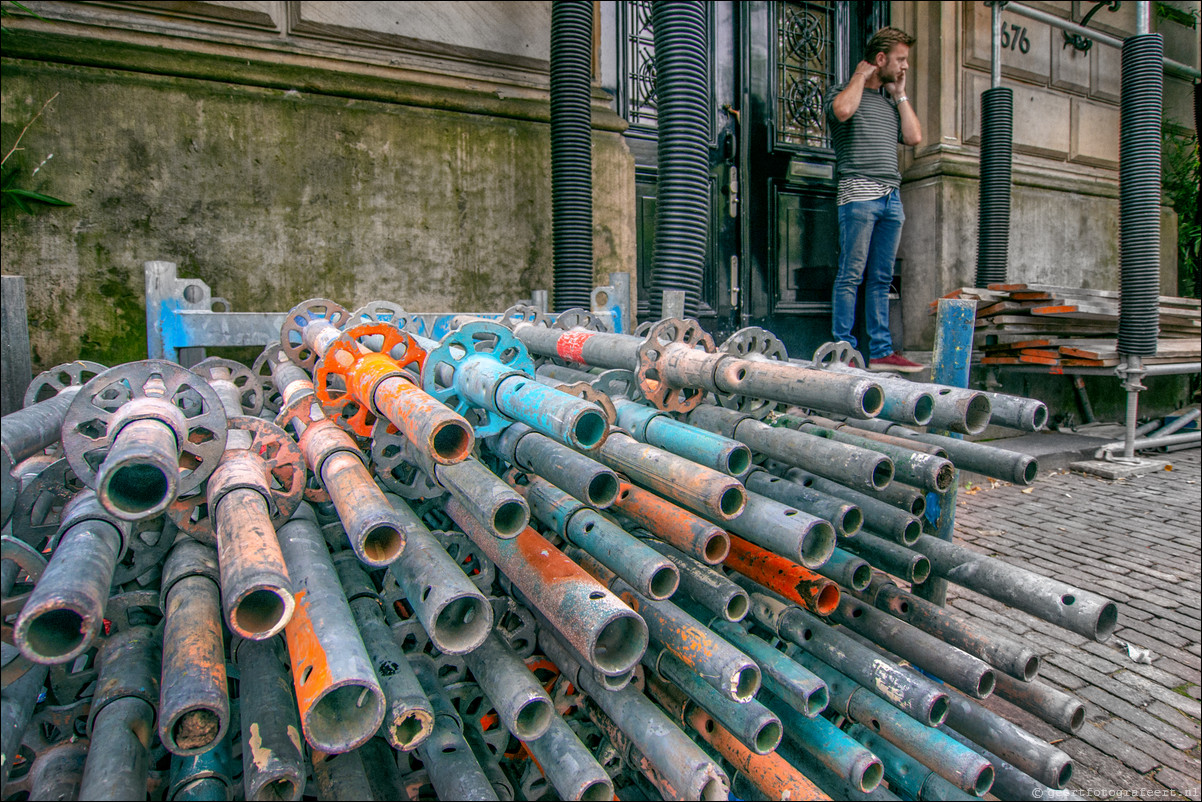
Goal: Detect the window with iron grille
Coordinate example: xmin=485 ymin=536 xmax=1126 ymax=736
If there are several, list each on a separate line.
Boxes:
xmin=775 ymin=1 xmax=837 ymax=150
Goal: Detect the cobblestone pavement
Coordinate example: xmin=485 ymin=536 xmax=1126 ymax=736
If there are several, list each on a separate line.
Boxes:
xmin=950 ymin=447 xmax=1201 ymax=801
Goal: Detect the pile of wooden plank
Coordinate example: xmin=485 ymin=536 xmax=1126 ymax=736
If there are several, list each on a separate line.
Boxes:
xmin=933 ymin=284 xmax=1201 ymax=368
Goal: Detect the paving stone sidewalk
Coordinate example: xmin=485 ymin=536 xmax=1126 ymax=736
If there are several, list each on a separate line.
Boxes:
xmin=950 ymin=447 xmax=1202 ymax=801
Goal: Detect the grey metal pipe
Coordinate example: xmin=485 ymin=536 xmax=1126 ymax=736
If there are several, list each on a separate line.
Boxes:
xmin=523 ymin=711 xmax=614 ymax=801
xmin=643 ymin=538 xmax=750 ymax=622
xmin=233 ymin=637 xmax=306 ymax=801
xmin=462 ymin=631 xmax=554 ymax=742
xmin=744 ymin=468 xmax=863 ymax=538
xmin=991 ymin=0 xmax=1002 ymax=88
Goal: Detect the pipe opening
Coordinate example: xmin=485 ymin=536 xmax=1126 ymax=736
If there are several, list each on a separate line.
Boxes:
xmin=1055 ymin=761 xmax=1073 ymax=790
xmin=975 ymin=766 xmax=995 ymax=797
xmin=700 ymin=778 xmax=727 ymax=802
xmin=591 ymin=613 xmax=646 ymax=674
xmin=912 ymin=394 xmax=935 ymax=426
xmin=1023 ymin=655 xmax=1041 ymax=682
xmin=911 ymin=557 xmax=932 ymax=584
xmin=432 ymin=421 xmax=473 ymax=463
xmin=649 ymin=565 xmax=680 ymax=600
xmin=572 ymin=411 xmax=607 ymax=450
xmin=871 ymin=461 xmax=894 ymax=490
xmin=597 ymin=669 xmax=632 ymax=690
xmin=514 ymin=698 xmax=553 ymax=740
xmin=934 ymin=464 xmax=955 ymax=492
xmin=807 ymin=686 xmax=830 ymax=716
xmin=1095 ymin=602 xmax=1119 ymax=640
xmin=801 ymin=522 xmax=836 ymax=568
xmin=587 ymin=473 xmax=620 ymax=508
xmin=703 ymin=533 xmax=730 ymax=564
xmin=860 ymin=386 xmax=886 ymax=418
xmin=24 ymin=608 xmax=87 ymax=660
xmin=1030 ymin=404 xmax=1049 ymax=430
xmin=234 ymin=589 xmax=290 ymax=637
xmin=814 ymin=584 xmax=841 ymax=616
xmin=725 ymin=592 xmax=750 ymax=622
xmin=1069 ymin=704 xmax=1086 ymax=732
xmin=964 ymin=395 xmax=992 ymax=434
xmin=929 ymin=696 xmax=950 ymax=727
xmin=362 ymin=524 xmax=404 ymax=564
xmin=104 ymin=463 xmax=172 ymax=515
xmin=433 ymin=596 xmax=491 ymax=654
xmin=718 ymin=486 xmax=746 ymax=518
xmin=394 ymin=712 xmax=430 ymax=749
xmin=1022 ymin=459 xmax=1039 ymax=485
xmin=734 ymin=664 xmax=761 ymax=702
xmin=755 ymin=719 xmax=782 ymax=754
xmin=306 ymin=683 xmax=383 ymax=752
xmin=581 ymin=780 xmax=614 ymax=802
xmin=252 ymin=779 xmax=298 ymax=802
xmin=902 ymin=520 xmax=922 ymax=545
xmin=977 ymin=670 xmax=997 ymax=698
xmin=850 ymin=563 xmax=872 ymax=591
xmin=909 ymin=494 xmax=926 ymax=517
xmin=492 ymin=501 xmax=528 ymax=538
xmin=859 ymin=759 xmax=884 ymax=793
xmin=726 ymin=447 xmax=752 ymax=477
xmin=172 ymin=709 xmax=221 ymax=752
xmin=841 ymin=508 xmax=864 ymax=537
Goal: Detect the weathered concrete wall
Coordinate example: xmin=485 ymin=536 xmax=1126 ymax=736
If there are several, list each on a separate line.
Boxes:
xmin=0 ymin=58 xmax=634 ymax=371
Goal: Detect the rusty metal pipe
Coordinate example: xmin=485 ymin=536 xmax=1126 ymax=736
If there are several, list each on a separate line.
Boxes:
xmin=335 ymin=554 xmax=435 ymax=751
xmin=545 ymin=637 xmax=729 ymax=801
xmin=434 ymin=457 xmax=529 ymax=539
xmin=82 ymin=625 xmax=161 ymax=801
xmin=790 ymin=470 xmax=922 ymax=544
xmin=710 ymin=619 xmax=829 ymax=717
xmin=817 ymin=548 xmax=872 ymax=591
xmin=861 ymin=576 xmax=1041 ymax=682
xmin=979 ymin=390 xmax=1049 ymax=431
xmin=723 ymin=535 xmax=840 ymax=616
xmin=911 ymin=535 xmax=1119 ymax=641
xmin=168 ymin=731 xmax=234 ymax=801
xmin=524 ymin=710 xmax=614 ymax=801
xmin=159 ymin=541 xmax=230 ymax=756
xmin=644 ymin=662 xmax=781 ymax=755
xmin=744 ymin=468 xmax=862 ymax=538
xmin=941 ymin=727 xmax=1084 ymax=802
xmin=446 ymin=498 xmax=647 ymax=675
xmin=795 ymin=422 xmax=954 ymax=493
xmin=829 ymin=594 xmax=997 ymax=699
xmin=318 ymin=450 xmax=405 ymax=565
xmin=573 ymin=547 xmax=759 ymax=702
xmin=95 ymin=417 xmax=181 ymax=519
xmin=761 ymin=688 xmax=884 ymax=793
xmin=795 ymin=649 xmax=995 ymax=796
xmin=689 ymin=405 xmax=894 ymax=492
xmin=847 ymin=418 xmax=1041 ymax=486
xmin=15 ymin=493 xmax=127 ymax=664
xmin=276 ymin=507 xmax=386 ymax=754
xmin=749 ymin=592 xmax=950 ymax=726
xmin=28 ymin=740 xmax=88 ymax=801
xmin=1 ymin=662 xmax=48 ymax=791
xmin=993 ymin=672 xmax=1086 ymax=733
xmin=463 ymin=630 xmax=554 ymax=741
xmin=709 ymin=356 xmax=886 ymax=419
xmin=212 ymin=486 xmax=294 ymax=640
xmin=716 ymin=489 xmax=835 ymax=569
xmin=495 ymin=422 xmax=619 ymax=507
xmin=522 ymin=476 xmax=678 ymax=600
xmin=611 ymin=481 xmax=730 ymax=564
xmin=382 ymin=493 xmax=493 ymax=654
xmin=408 ymin=654 xmax=499 ymax=801
xmin=860 ymin=477 xmax=928 ymax=517
xmin=373 ymin=374 xmax=476 ymax=465
xmin=643 ymin=538 xmax=749 ymax=621
xmin=234 ymin=636 xmax=306 ymax=801
xmin=841 ymin=531 xmax=931 ymax=583
xmin=1 ymin=386 xmax=80 ymax=524
xmin=614 ymin=398 xmax=752 ymax=476
xmin=820 ymin=364 xmax=936 ymax=426
xmin=594 ymin=430 xmax=745 ymax=520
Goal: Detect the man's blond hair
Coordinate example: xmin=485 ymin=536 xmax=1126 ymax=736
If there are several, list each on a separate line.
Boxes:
xmin=865 ymin=27 xmax=917 ymax=63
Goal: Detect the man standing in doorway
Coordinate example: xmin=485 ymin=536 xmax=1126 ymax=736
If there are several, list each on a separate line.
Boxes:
xmin=825 ymin=27 xmax=924 ymax=372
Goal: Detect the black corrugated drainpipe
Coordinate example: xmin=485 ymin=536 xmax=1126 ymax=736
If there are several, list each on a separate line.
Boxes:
xmin=1117 ymin=31 xmax=1163 ymax=358
xmin=550 ymin=1 xmax=595 ymax=312
xmin=974 ymin=88 xmax=1013 ymax=288
xmin=648 ymin=1 xmax=710 ymax=319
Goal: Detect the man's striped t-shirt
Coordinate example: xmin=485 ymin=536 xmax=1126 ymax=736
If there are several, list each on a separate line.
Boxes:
xmin=824 ymin=81 xmax=904 ymax=203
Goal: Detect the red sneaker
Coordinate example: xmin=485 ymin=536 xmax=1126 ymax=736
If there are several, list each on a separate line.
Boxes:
xmin=868 ymin=353 xmax=926 ymax=374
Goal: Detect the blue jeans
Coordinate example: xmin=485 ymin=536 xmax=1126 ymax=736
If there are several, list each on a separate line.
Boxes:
xmin=832 ymin=190 xmax=905 ymax=359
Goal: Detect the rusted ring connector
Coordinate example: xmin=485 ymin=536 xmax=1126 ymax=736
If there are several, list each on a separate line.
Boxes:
xmin=14 ymin=491 xmax=131 ymax=664
xmin=381 ymin=493 xmax=493 ymax=655
xmin=233 ymin=636 xmax=306 ymax=801
xmin=446 ymin=498 xmax=647 ymax=677
xmin=494 ymin=422 xmax=619 ymax=508
xmin=62 ymin=360 xmax=227 ymax=521
xmin=593 ymin=430 xmax=746 ymax=521
xmin=280 ymin=298 xmax=353 ymax=371
xmin=317 ymin=323 xmax=475 ymax=465
xmin=277 ymin=394 xmax=405 ymax=566
xmin=277 ymin=506 xmax=386 ymax=754
xmin=335 ymin=554 xmax=435 ymax=752
xmin=423 ymin=321 xmax=608 ymax=449
xmin=81 ymin=625 xmax=161 ymax=801
xmin=158 ymin=538 xmax=230 ymax=756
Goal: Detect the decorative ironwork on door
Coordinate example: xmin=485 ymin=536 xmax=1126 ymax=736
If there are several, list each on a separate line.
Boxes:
xmin=617 ymin=0 xmax=659 ymax=135
xmin=775 ymin=1 xmax=836 ymax=149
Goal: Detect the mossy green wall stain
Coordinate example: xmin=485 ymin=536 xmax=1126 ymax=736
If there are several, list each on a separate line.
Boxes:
xmin=1 ymin=58 xmax=634 ymax=371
